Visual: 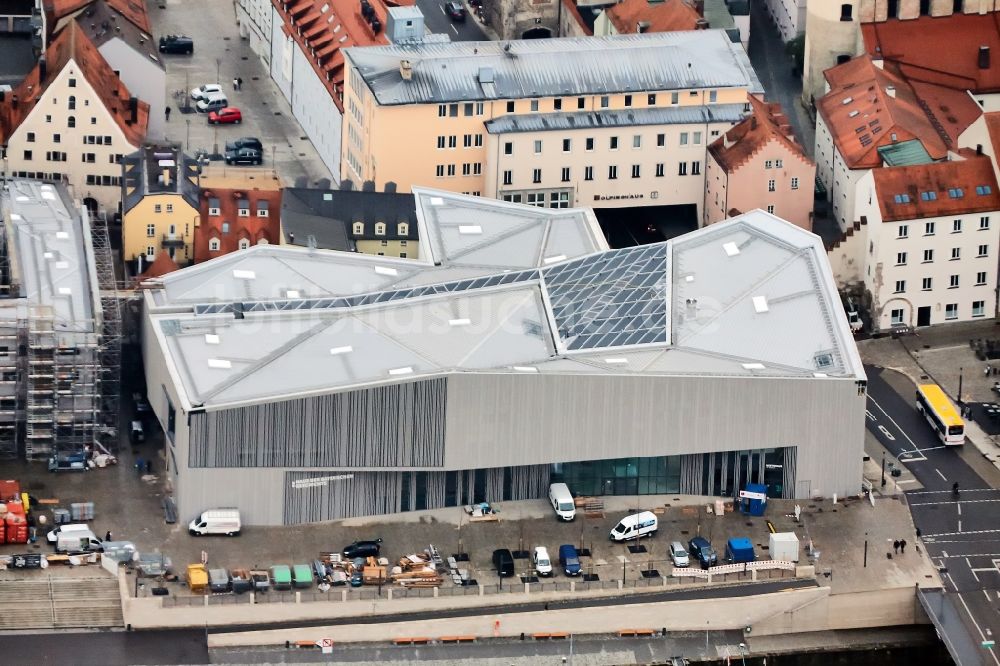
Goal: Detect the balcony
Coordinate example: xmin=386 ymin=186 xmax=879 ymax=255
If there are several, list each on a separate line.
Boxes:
xmin=162 ymin=233 xmax=186 ymax=248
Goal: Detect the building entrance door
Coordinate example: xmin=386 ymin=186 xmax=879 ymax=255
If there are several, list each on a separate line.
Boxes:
xmin=917 ymin=306 xmax=931 ymax=327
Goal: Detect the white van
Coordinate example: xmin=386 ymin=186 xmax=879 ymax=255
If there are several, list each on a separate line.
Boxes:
xmin=47 ymin=524 xmax=103 ymax=553
xmin=548 ymin=482 xmax=576 ymax=521
xmin=609 ymin=511 xmax=658 ymax=542
xmin=188 ymin=508 xmax=241 ymax=536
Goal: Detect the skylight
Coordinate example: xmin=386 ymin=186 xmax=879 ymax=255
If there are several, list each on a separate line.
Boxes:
xmin=920 ymin=191 xmax=937 ymax=201
xmin=330 ymin=346 xmax=353 ymax=355
xmin=742 ymin=363 xmax=766 ymax=370
xmin=388 ymin=366 xmax=414 ymax=376
xmin=977 ymin=185 xmax=993 ymax=196
xmin=893 ymin=194 xmax=911 ymax=204
xmin=512 ymin=366 xmax=539 ymax=373
xmin=752 ymin=296 xmax=769 ymax=313
xmin=208 ymin=359 xmax=232 ymax=369
xmin=205 ymin=334 xmax=220 ymax=345
xmin=948 ymin=188 xmax=964 ymax=199
xmin=723 ymin=242 xmax=740 ymax=256
xmin=374 ymin=266 xmax=398 ymax=276
xmin=458 ymin=225 xmax=482 ymax=235
xmin=286 ymin=290 xmax=301 ymax=299
xmin=233 ymin=270 xmax=256 ymax=279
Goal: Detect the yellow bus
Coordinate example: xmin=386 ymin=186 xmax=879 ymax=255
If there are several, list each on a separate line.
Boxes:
xmin=915 ymin=384 xmax=965 ymax=445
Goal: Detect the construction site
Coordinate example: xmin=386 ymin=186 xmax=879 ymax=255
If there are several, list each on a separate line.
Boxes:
xmin=0 ymin=178 xmax=121 ymax=461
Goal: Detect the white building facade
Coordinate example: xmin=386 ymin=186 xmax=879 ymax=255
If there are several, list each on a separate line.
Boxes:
xmin=763 ymin=0 xmax=807 ymax=42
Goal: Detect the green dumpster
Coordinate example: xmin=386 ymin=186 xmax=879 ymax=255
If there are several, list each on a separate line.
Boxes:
xmin=270 ymin=565 xmax=292 ymax=591
xmin=292 ymin=564 xmax=313 ymax=589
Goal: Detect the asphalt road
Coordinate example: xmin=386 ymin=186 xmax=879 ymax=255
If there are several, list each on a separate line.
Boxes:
xmin=2 ymin=629 xmax=208 ymax=666
xmin=414 ymin=0 xmax=488 ymax=41
xmin=865 ymin=366 xmax=1000 ymax=665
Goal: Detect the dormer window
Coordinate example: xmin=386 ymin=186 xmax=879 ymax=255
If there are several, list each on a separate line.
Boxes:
xmin=353 ymin=222 xmax=364 ymax=235
xmin=375 ymin=222 xmax=386 ymax=236
xmin=208 ymin=207 xmax=220 ymax=216
xmin=256 ymin=207 xmax=268 ymax=217
xmin=397 ymin=222 xmax=409 ymax=236
xmin=209 ymin=238 xmax=220 ymax=252
xmin=238 ymin=238 xmax=250 ymax=250
xmin=238 ymin=207 xmax=250 ymax=217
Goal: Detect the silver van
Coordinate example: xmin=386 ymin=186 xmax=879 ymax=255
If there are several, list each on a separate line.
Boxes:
xmin=196 ymin=92 xmax=228 ymax=113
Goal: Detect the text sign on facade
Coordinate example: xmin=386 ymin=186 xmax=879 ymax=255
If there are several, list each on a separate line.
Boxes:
xmin=291 ymin=474 xmax=355 ymax=489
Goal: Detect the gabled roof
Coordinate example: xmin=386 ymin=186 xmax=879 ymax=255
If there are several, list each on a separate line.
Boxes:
xmin=122 ymin=144 xmax=201 ymax=214
xmin=0 ymin=20 xmax=148 ymax=145
xmin=604 ymin=0 xmax=701 ymax=35
xmin=67 ymin=0 xmax=160 ymax=68
xmin=818 ymin=56 xmax=955 ymax=170
xmin=985 ymin=112 xmax=1000 ymax=165
xmin=46 ymin=0 xmax=151 ymax=34
xmin=861 ymin=12 xmax=1000 ymax=94
xmin=194 ymin=184 xmax=282 ymax=264
xmin=708 ymin=96 xmax=811 ymax=172
xmin=871 ymin=157 xmax=1000 ymax=222
xmin=138 ymin=251 xmax=180 ymax=280
xmin=281 ymin=187 xmax=419 ymax=249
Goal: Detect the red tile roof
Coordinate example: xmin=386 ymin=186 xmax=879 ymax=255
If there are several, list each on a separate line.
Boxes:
xmin=605 ymin=0 xmax=701 ymax=35
xmin=985 ymin=112 xmax=1000 ymax=165
xmin=137 ymin=251 xmax=180 ymax=280
xmin=0 ymin=21 xmax=149 ymax=145
xmin=46 ymin=0 xmax=152 ymax=35
xmin=708 ymin=96 xmax=812 ymax=173
xmin=271 ymin=0 xmax=414 ymax=113
xmin=871 ymin=157 xmax=1000 ymax=222
xmin=861 ymin=13 xmax=1000 ymax=94
xmin=819 ymin=56 xmax=956 ymax=170
xmin=194 ymin=186 xmax=282 ymax=263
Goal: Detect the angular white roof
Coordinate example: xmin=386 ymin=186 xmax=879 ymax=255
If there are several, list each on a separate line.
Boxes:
xmin=145 ymin=190 xmax=864 ymax=410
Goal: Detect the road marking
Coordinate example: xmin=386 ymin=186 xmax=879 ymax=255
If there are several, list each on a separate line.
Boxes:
xmin=959 ymin=520 xmax=963 ymax=533
xmin=956 ymin=593 xmax=1000 ymax=666
xmin=868 ymin=395 xmax=922 ymax=456
xmin=922 ymin=529 xmax=1000 ymax=538
xmin=944 ymin=571 xmax=958 ymax=592
xmin=450 ymin=24 xmax=458 ymax=35
xmin=866 ymin=409 xmax=876 ymax=422
xmin=912 ymin=499 xmax=1000 ymax=505
xmin=967 ymin=558 xmax=980 ymax=582
xmin=896 ymin=479 xmax=918 ymax=485
xmin=878 ymin=425 xmax=896 ymax=441
xmin=958 ymin=503 xmax=962 ymax=516
xmin=935 ymin=468 xmax=948 ymax=481
xmin=908 ymin=489 xmax=998 ymax=495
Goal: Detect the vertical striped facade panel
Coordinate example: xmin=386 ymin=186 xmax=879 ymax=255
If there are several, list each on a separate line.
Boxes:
xmin=189 ymin=378 xmax=447 ymax=468
xmin=679 ymin=454 xmax=703 ymax=495
xmin=283 ymin=471 xmax=403 ymax=524
xmin=783 ymin=447 xmax=798 ymax=499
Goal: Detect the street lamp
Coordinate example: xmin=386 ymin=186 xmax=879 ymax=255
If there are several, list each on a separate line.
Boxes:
xmin=881 ymin=452 xmax=886 ymax=487
xmin=738 ymin=642 xmax=748 ymax=666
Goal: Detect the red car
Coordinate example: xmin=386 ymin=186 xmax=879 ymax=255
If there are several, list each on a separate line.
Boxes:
xmin=208 ymin=107 xmax=242 ymax=125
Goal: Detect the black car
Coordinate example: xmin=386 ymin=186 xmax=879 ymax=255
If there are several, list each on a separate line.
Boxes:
xmin=492 ymin=548 xmax=514 ymax=577
xmin=224 ymin=147 xmax=262 ymax=165
xmin=159 ymin=35 xmax=194 ymax=55
xmin=343 ymin=539 xmax=381 ymax=559
xmin=225 ymin=137 xmax=263 ymax=153
xmin=687 ymin=536 xmax=718 ymax=569
xmin=132 ymin=391 xmax=151 ymax=415
xmin=445 ymin=1 xmax=466 ymax=20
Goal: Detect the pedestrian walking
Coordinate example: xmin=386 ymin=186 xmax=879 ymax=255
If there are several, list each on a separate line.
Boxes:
xmin=233 ymin=77 xmax=239 ymax=91
xmin=135 ymin=457 xmax=144 ymax=475
xmin=900 ymin=539 xmax=907 ymax=554
xmin=237 ymin=77 xmax=243 ymax=90
xmin=105 ymin=530 xmax=112 ymax=542
xmin=164 ymin=106 xmax=171 ymax=122
xmin=892 ymin=539 xmax=900 ymax=554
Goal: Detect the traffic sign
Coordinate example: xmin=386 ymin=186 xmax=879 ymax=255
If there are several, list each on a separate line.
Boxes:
xmin=320 ymin=638 xmax=334 ymax=654
xmin=982 ymin=640 xmax=995 ymax=649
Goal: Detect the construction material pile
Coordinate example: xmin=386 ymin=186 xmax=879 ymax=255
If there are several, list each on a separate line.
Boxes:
xmin=391 ymin=549 xmax=443 ymax=587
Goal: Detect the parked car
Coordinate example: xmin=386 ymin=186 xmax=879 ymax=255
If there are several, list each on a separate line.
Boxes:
xmin=190 ymin=83 xmax=222 ymax=101
xmin=195 ymin=93 xmax=228 ymax=113
xmin=209 ymin=107 xmax=242 ymax=125
xmin=609 ymin=511 xmax=658 ymax=542
xmin=342 ymin=538 xmax=381 ymax=559
xmin=558 ymin=544 xmax=581 ymax=576
xmin=350 ymin=557 xmax=365 ymax=587
xmin=188 ymin=508 xmax=241 ymax=536
xmin=225 ymin=146 xmax=262 ymax=165
xmin=132 ymin=392 xmax=151 ymax=415
xmin=669 ymin=541 xmax=690 ymax=568
xmin=532 ymin=546 xmax=552 ymax=576
xmin=687 ymin=536 xmax=718 ymax=569
xmin=225 ymin=136 xmax=263 ymax=153
xmin=445 ymin=1 xmax=466 ymax=20
xmin=129 ymin=420 xmax=145 ymax=444
xmin=492 ymin=548 xmax=515 ymax=577
xmin=548 ymin=482 xmax=576 ymax=521
xmin=159 ymin=35 xmax=193 ymax=54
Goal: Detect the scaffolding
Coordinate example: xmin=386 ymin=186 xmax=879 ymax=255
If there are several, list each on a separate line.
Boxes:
xmin=89 ymin=213 xmax=121 ymax=450
xmin=25 ymin=305 xmax=55 ymax=459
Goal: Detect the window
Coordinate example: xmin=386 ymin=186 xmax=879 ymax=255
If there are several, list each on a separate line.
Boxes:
xmin=655 ymin=163 xmax=665 ymax=177
xmin=464 ymin=102 xmax=473 ymax=116
xmin=447 ymin=164 xmax=455 ymax=176
xmin=610 ymin=137 xmax=619 ymax=150
xmin=146 ymin=246 xmax=155 ymax=257
xmin=973 ymin=300 xmax=986 ymax=317
xmin=841 ymin=3 xmax=852 ymax=20
xmin=90 ymin=117 xmax=96 ymax=125
xmin=577 ymin=97 xmax=585 ymax=109
xmin=891 ymin=308 xmax=905 ymax=325
xmin=438 ymin=104 xmax=447 ymax=117
xmin=532 ymin=168 xmax=542 ymax=183
xmin=893 ymin=194 xmax=911 ymax=203
xmin=503 ymin=170 xmax=512 ymax=185
xmin=554 ymin=99 xmax=562 ymax=110
xmin=680 ymin=132 xmax=689 ymax=145
xmin=923 ymin=249 xmax=933 ymax=262
xmin=26 ymin=132 xmax=34 ymax=142
xmin=221 ymin=222 xmax=230 ymax=234
xmin=448 ymin=135 xmax=457 ymax=148
xmin=633 ymin=135 xmax=641 ymax=148
xmin=146 ymin=224 xmax=155 ymax=237
xmin=209 ymin=238 xmax=220 ymax=252
xmin=45 ymin=115 xmax=51 ymax=123
xmin=475 ymin=134 xmax=483 ymax=147
xmin=981 ymin=216 xmax=991 ymax=229
xmin=678 ymin=162 xmax=687 ymax=176
xmin=375 ymin=222 xmax=386 ymax=235
xmin=924 ymin=221 xmax=935 ymax=235
xmin=550 ymin=191 xmax=570 ymax=209
xmin=236 ymin=238 xmax=249 ymax=251
xmin=898 ymin=224 xmax=909 ymax=238
xmin=526 ymin=192 xmax=545 ymax=208
xmin=694 ymin=132 xmax=702 ymax=145
xmin=22 ymin=150 xmax=31 ymax=160
xmin=476 ymin=102 xmax=484 ymax=115
xmin=53 ymin=133 xmax=60 ymax=143
xmin=692 ymin=161 xmax=700 ymax=175
xmin=154 ymin=204 xmax=162 ymax=213
xmin=435 ymin=165 xmax=445 ymax=178
xmin=894 ymin=280 xmax=906 ymax=293
xmin=353 ymin=222 xmax=364 ymax=235
xmin=953 ymin=219 xmax=962 ymax=232
xmin=648 ymin=94 xmax=656 ymax=105
xmin=922 ymin=277 xmax=932 ymax=290
xmin=463 ymin=134 xmax=472 ymax=148
xmin=920 ymin=191 xmax=938 ymax=201
xmin=380 ymin=240 xmax=387 ymax=247
xmin=765 ymin=160 xmax=773 ymax=169
xmin=945 ymin=303 xmax=958 ymax=320
xmin=68 ymin=78 xmax=76 ymax=88
xmin=449 ymin=104 xmax=458 ymax=117
xmin=462 ymin=163 xmax=471 ymax=176
xmin=656 ymin=133 xmax=665 ymax=147
xmin=979 ymin=244 xmax=988 ymax=257
xmin=506 ymin=101 xmax=514 ymax=113
xmin=398 ymin=222 xmax=409 ymax=236
xmin=534 ymin=140 xmax=542 ymax=154
xmin=768 ymin=179 xmax=776 ymax=192
xmin=978 ymin=271 xmax=988 ymax=285
xmin=584 ymin=166 xmax=593 ymax=181
xmin=631 ymin=164 xmax=640 ymax=178
xmin=209 ymin=206 xmax=220 ymax=216
xmin=600 ymin=96 xmax=609 ymax=108
xmin=562 ymin=138 xmax=571 ymax=152
xmin=624 ymin=94 xmax=632 ymax=107
xmin=608 ymin=165 xmax=618 ymax=180
xmin=473 ymin=163 xmax=482 ymax=175
xmin=896 ymin=252 xmax=907 ymax=265
xmin=709 ymin=90 xmax=718 ymax=103
xmin=585 ymin=138 xmax=594 ymax=151
xmin=257 ymin=207 xmax=268 ymax=218
xmin=775 ymin=159 xmax=783 ymax=168
xmin=977 ymin=185 xmax=993 ymax=195
xmin=504 ymin=142 xmax=512 ymax=155
xmin=166 ymin=204 xmax=173 ymax=214
xmin=948 ymin=188 xmax=964 ymax=198
xmin=67 ymin=116 xmax=75 ymax=128
xmin=791 ymin=177 xmax=799 ymax=190
xmin=400 ymin=252 xmax=407 ymax=259
xmin=767 ymin=205 xmax=775 ymax=214
xmin=561 ymin=167 xmax=570 ymax=182
xmin=949 ymin=275 xmax=960 ymax=288
xmin=671 ymin=92 xmax=679 ymax=105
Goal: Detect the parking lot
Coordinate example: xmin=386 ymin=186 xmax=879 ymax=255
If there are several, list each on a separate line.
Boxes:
xmin=152 ymin=0 xmax=332 ymax=184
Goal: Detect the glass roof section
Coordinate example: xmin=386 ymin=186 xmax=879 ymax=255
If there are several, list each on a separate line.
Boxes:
xmin=542 ymin=243 xmax=669 ymax=350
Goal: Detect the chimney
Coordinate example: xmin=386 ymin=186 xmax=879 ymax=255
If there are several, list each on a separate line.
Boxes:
xmin=980 ymin=45 xmax=991 ymax=70
xmin=399 ymin=59 xmax=413 ymax=81
xmin=695 ymin=18 xmax=709 ymax=29
xmin=162 ymin=168 xmax=171 ymax=188
xmin=384 ymin=181 xmax=397 ymax=193
xmin=694 ymin=0 xmax=704 ymax=15
xmin=38 ymin=56 xmax=46 ymax=82
xmin=885 ymin=85 xmax=896 ymax=98
xmin=128 ymin=96 xmax=138 ymax=124
xmin=977 ymin=143 xmax=984 ymax=155
xmin=636 ymin=20 xmax=651 ymax=33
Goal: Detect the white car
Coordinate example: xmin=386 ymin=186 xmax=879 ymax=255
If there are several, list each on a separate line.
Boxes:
xmin=669 ymin=541 xmax=690 ymax=568
xmin=532 ymin=546 xmax=553 ymax=576
xmin=190 ymin=84 xmax=222 ymax=101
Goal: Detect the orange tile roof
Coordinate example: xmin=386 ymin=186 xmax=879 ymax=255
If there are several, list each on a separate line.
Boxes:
xmin=137 ymin=251 xmax=180 ymax=280
xmin=605 ymin=0 xmax=701 ymax=35
xmin=871 ymin=157 xmax=1000 ymax=222
xmin=46 ymin=0 xmax=152 ymax=35
xmin=708 ymin=96 xmax=812 ymax=173
xmin=0 ymin=21 xmax=148 ymax=146
xmin=271 ymin=0 xmax=414 ymax=113
xmin=861 ymin=13 xmax=1000 ymax=94
xmin=194 ymin=185 xmax=282 ymax=263
xmin=818 ymin=56 xmax=952 ymax=170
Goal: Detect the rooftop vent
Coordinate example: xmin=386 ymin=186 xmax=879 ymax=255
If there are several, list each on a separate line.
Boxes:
xmin=205 ymin=334 xmax=220 ymax=345
xmin=741 ymin=362 xmax=766 ymax=370
xmin=448 ymin=318 xmax=471 ymax=326
xmin=885 ymin=85 xmax=896 ymax=98
xmin=752 ymin=296 xmax=769 ymax=313
xmin=330 ymin=346 xmax=353 ymax=355
xmin=233 ymin=269 xmax=256 ymax=279
xmin=207 ymin=359 xmax=232 ymax=369
xmin=399 ymin=59 xmax=413 ymax=81
xmin=512 ymin=366 xmax=538 ymax=373
xmin=636 ymin=20 xmax=651 ymax=33
xmin=374 ymin=266 xmax=398 ymax=276
xmin=388 ymin=366 xmax=413 ymax=376
xmin=723 ymin=242 xmax=740 ymax=256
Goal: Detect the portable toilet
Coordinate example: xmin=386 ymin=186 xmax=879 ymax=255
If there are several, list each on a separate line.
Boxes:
xmin=738 ymin=483 xmax=768 ymax=516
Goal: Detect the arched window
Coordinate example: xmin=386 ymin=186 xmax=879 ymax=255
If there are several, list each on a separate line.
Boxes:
xmin=67 ymin=116 xmax=75 ymax=128
xmin=68 ymin=96 xmax=76 ymax=110
xmin=840 ymin=3 xmax=852 ymax=20
xmin=208 ymin=238 xmax=220 ymax=252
